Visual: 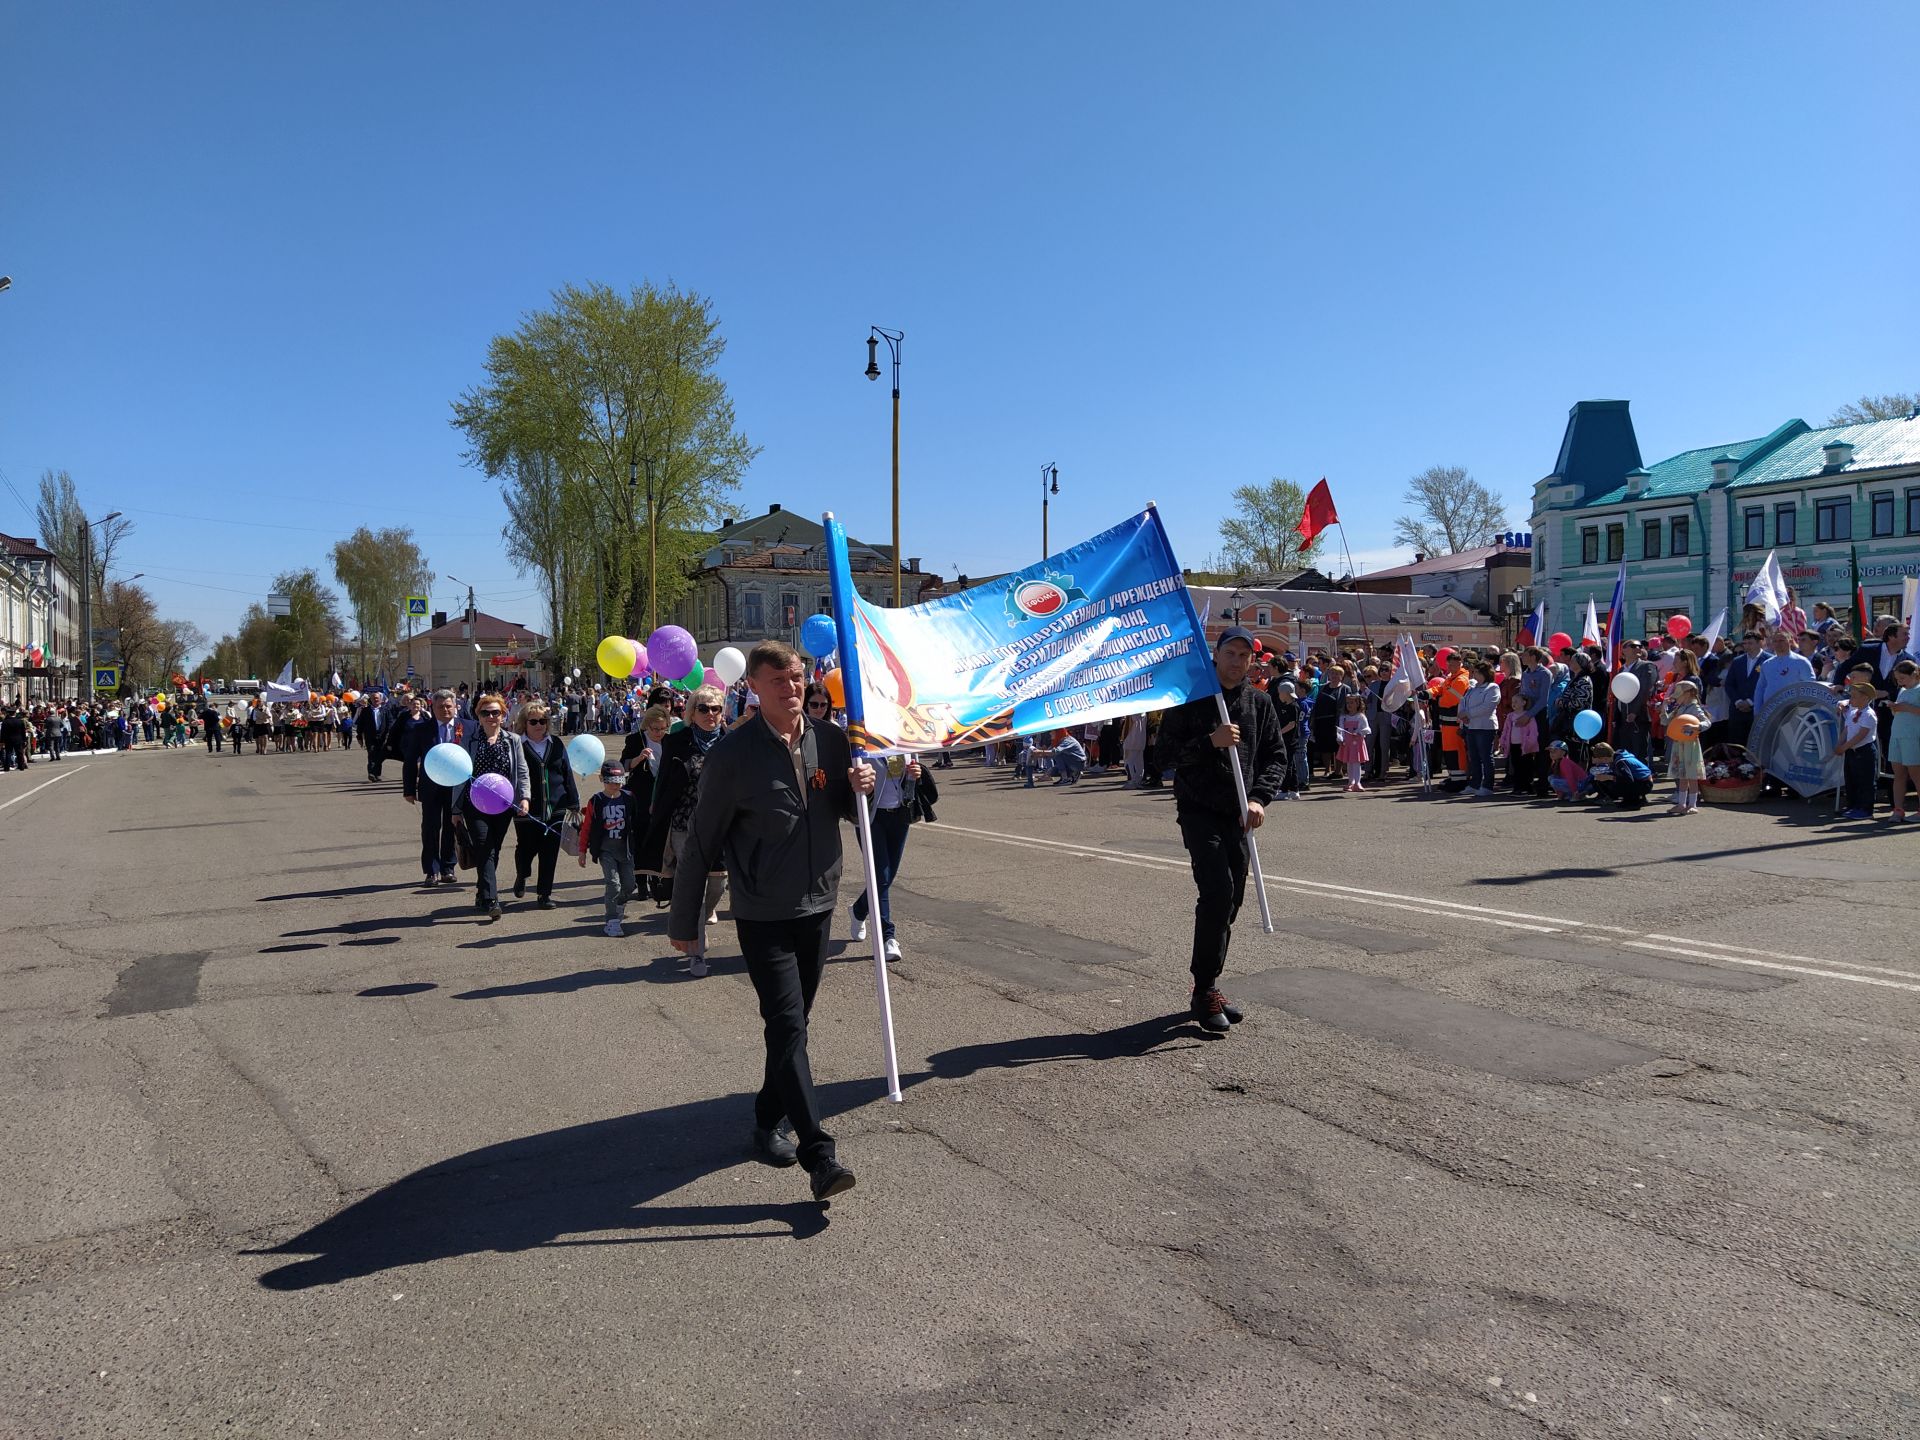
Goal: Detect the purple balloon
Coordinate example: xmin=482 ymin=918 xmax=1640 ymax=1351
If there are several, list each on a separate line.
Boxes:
xmin=647 ymin=625 xmax=698 ymax=682
xmin=470 ymin=771 xmax=515 ymax=815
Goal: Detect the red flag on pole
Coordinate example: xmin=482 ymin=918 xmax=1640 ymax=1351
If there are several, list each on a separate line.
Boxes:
xmin=1297 ymin=478 xmax=1338 ymax=543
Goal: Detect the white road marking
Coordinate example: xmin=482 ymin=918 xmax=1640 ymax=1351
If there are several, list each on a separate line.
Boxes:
xmin=932 ymin=818 xmax=1910 ymax=992
xmin=1621 ymin=942 xmax=1920 ymax=994
xmin=0 ymin=764 xmax=88 ymax=814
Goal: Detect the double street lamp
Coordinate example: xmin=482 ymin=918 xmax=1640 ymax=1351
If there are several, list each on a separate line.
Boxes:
xmin=864 ymin=326 xmax=904 ymax=607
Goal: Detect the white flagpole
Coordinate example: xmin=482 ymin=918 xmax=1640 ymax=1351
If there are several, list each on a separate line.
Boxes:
xmin=1214 ymin=694 xmax=1275 ymax=934
xmin=850 ymin=784 xmax=903 ymax=1102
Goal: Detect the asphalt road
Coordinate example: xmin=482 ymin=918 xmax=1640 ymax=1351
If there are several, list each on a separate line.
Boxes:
xmin=3 ymin=741 xmax=1917 ymax=1438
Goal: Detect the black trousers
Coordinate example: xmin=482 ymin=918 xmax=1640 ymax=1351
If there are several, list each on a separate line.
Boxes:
xmin=736 ymin=911 xmax=836 ymax=1170
xmin=1 ymin=741 xmax=25 ymax=771
xmin=512 ymin=817 xmax=563 ymax=900
xmin=462 ymin=804 xmax=511 ymax=906
xmin=205 ymin=726 xmax=222 ymax=752
xmin=1178 ymin=807 xmax=1249 ymax=993
xmin=419 ymin=782 xmax=458 ymax=878
xmin=1843 ymin=745 xmax=1878 ymax=812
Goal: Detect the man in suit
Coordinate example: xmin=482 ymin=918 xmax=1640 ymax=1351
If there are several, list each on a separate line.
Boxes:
xmin=356 ymin=693 xmax=386 ymax=780
xmin=402 ymin=689 xmax=467 ymax=886
xmin=1607 ymin=639 xmax=1661 ymax=765
xmin=1854 ymin=619 xmax=1911 ymax=771
xmin=1720 ymin=631 xmax=1766 ymax=750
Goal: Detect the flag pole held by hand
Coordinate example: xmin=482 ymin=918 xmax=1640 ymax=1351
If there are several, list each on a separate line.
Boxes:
xmin=1214 ymin=694 xmax=1275 ymax=934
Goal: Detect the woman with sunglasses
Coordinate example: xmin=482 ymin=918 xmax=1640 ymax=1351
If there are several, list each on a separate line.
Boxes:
xmin=457 ymin=693 xmax=531 ymax=921
xmin=803 ymin=683 xmax=834 ymax=725
xmin=509 ymin=701 xmax=578 ymax=909
xmin=639 ymin=684 xmax=730 ymax=974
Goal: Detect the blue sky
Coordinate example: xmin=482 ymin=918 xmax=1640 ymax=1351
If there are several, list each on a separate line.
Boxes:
xmin=3 ymin=2 xmax=1914 ymax=648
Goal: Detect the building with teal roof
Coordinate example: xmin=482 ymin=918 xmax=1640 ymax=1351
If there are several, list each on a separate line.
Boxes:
xmin=1529 ymin=400 xmax=1920 ymax=640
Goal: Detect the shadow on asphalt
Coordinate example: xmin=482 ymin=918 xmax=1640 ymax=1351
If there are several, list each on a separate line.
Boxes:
xmin=257 ymin=882 xmax=427 ymax=903
xmin=249 ymin=1014 xmax=1205 ymax=1289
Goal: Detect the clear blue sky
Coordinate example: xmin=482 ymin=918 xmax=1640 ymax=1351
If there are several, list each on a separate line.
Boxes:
xmin=3 ymin=2 xmax=1914 ymax=649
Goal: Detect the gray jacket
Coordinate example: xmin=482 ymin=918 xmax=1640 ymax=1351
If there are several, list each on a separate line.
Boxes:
xmin=670 ymin=714 xmax=856 ymax=938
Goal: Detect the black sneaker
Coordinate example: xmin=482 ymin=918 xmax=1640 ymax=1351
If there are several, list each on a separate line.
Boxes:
xmin=752 ymin=1121 xmax=798 ymax=1167
xmin=1189 ymin=988 xmax=1232 ymax=1034
xmin=487 ymin=902 xmax=503 ymax=923
xmin=809 ymin=1160 xmax=857 ymax=1202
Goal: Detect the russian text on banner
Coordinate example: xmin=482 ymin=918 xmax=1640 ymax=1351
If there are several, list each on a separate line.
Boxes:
xmin=824 ymin=506 xmax=1219 ymax=755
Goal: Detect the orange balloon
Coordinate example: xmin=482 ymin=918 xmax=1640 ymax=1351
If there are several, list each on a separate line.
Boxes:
xmin=824 ymin=669 xmax=846 ymax=707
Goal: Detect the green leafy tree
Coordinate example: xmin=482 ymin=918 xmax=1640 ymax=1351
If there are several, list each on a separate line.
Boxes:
xmin=1392 ymin=465 xmax=1508 ymax=555
xmin=268 ymin=568 xmax=345 ymax=681
xmin=452 ymin=281 xmax=757 ymax=654
xmin=1216 ymin=477 xmax=1325 ymax=576
xmin=331 ymin=526 xmax=432 ymax=682
xmin=1829 ymin=392 xmax=1918 ymax=425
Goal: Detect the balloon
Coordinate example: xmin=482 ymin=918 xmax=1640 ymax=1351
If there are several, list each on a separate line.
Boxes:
xmin=470 ymin=772 xmax=514 ymax=815
xmin=423 ymin=742 xmax=474 ymax=787
xmin=824 ymin=668 xmax=846 ymax=707
xmin=1666 ymin=713 xmax=1705 ymax=742
xmin=1610 ymin=671 xmax=1641 ymax=704
xmin=630 ymin=642 xmax=649 ymax=680
xmin=344 ymin=689 xmax=359 ymax=703
xmin=572 ymin=667 xmax=582 ymax=678
xmin=647 ymin=625 xmax=698 ymax=681
xmin=671 ymin=659 xmax=706 ymax=692
xmin=1665 ymin=614 xmax=1692 ymax=641
xmin=152 ymin=696 xmax=167 ymax=711
xmin=712 ymin=645 xmax=747 ymax=686
xmin=800 ymin=613 xmax=839 ymax=658
xmin=1547 ymin=632 xmax=1574 ymax=654
xmin=566 ymin=733 xmax=606 ymax=774
xmin=1573 ymin=709 xmax=1604 ymax=741
xmin=596 ymin=635 xmax=638 ymax=679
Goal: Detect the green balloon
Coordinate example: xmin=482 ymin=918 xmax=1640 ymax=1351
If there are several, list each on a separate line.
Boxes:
xmin=671 ymin=659 xmax=706 ymax=691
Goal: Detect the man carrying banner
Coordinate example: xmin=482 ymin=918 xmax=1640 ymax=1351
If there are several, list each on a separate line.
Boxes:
xmin=1153 ymin=626 xmax=1286 ymax=1034
xmin=668 ymin=640 xmax=875 ymax=1202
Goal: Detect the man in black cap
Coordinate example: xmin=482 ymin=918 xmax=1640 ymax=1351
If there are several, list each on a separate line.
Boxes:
xmin=1152 ymin=627 xmax=1287 ymax=1033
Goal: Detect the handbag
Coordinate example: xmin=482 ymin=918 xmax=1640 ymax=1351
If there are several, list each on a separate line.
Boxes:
xmin=451 ymin=814 xmax=475 ymax=871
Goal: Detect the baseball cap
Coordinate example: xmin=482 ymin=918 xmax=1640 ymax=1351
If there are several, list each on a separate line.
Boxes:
xmin=600 ymin=761 xmax=627 ymax=780
xmin=1216 ymin=626 xmax=1256 ymax=652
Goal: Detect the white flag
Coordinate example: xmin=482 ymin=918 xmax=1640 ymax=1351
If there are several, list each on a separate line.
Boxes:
xmin=274 ymin=659 xmax=294 ymax=687
xmin=1381 ymin=633 xmax=1425 ymax=711
xmin=1744 ymin=550 xmax=1787 ymax=622
xmin=1904 ymin=577 xmax=1919 ymax=658
xmin=1581 ymin=597 xmax=1601 ymax=645
xmin=1699 ymin=608 xmax=1729 ymax=646
xmin=329 ymin=669 xmax=343 ymax=691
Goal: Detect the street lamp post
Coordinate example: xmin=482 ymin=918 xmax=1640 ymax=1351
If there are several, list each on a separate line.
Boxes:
xmin=865 ymin=327 xmax=904 ymax=607
xmin=447 ymin=574 xmax=477 ymax=694
xmin=79 ymin=511 xmax=124 ymax=702
xmin=1040 ymin=463 xmax=1058 ymax=560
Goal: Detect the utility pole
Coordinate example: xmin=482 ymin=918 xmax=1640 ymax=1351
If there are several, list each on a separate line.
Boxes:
xmin=78 ymin=510 xmax=123 ymax=703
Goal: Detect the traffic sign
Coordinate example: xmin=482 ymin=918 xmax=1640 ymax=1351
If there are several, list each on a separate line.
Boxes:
xmin=405 ymin=596 xmax=429 ymax=617
xmin=94 ymin=666 xmax=121 ymax=691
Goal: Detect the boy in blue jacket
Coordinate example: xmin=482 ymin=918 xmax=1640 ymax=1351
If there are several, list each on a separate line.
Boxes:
xmin=1587 ymin=743 xmax=1652 ymax=809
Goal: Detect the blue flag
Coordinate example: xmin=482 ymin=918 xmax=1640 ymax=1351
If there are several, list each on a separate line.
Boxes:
xmin=824 ymin=506 xmax=1219 ymax=755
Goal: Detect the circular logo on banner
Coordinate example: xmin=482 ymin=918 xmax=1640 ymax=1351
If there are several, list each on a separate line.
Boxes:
xmin=1012 ymin=580 xmax=1069 ymax=619
xmin=1748 ymin=681 xmax=1845 ymax=798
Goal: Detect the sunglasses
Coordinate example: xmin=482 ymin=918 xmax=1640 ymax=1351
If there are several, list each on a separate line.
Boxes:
xmin=479 ymin=709 xmax=504 ymax=718
xmin=526 ymin=717 xmax=548 ymax=726
xmin=806 ymin=699 xmax=830 ymax=708
xmin=696 ymin=704 xmax=724 ymax=714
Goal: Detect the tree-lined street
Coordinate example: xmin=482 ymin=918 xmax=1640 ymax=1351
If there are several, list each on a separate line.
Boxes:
xmin=4 ymin=746 xmax=1914 ymax=1438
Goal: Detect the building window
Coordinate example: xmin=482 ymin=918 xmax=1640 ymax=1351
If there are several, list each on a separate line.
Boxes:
xmin=1909 ymin=489 xmax=1920 ymax=535
xmin=1871 ymin=492 xmax=1895 ymax=537
xmin=1670 ymin=516 xmax=1690 ymax=556
xmin=1643 ymin=608 xmax=1680 ymax=640
xmin=1581 ymin=528 xmax=1599 ymax=565
xmin=1744 ymin=508 xmax=1764 ymax=549
xmin=1774 ymin=503 xmax=1797 ymax=545
xmin=780 ymin=591 xmax=799 ymax=628
xmin=1605 ymin=524 xmax=1624 ymax=563
xmin=1815 ymin=497 xmax=1851 ymax=543
xmin=1642 ymin=520 xmax=1661 ymax=559
xmin=742 ymin=592 xmax=764 ymax=632
xmin=816 ymin=595 xmax=832 ymax=613
xmin=1256 ymin=607 xmax=1271 ymax=627
xmin=1871 ymin=594 xmax=1902 ymax=622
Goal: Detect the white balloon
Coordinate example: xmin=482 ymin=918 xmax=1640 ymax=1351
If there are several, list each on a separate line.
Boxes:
xmin=712 ymin=646 xmax=747 ymax=686
xmin=1609 ymin=671 xmax=1641 ymax=703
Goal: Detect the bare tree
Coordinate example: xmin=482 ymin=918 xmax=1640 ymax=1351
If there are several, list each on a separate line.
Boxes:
xmin=34 ymin=468 xmax=132 ymax=590
xmin=1393 ymin=465 xmax=1509 ymax=555
xmin=1215 ymin=477 xmax=1325 ymax=576
xmin=1829 ymin=392 xmax=1918 ymax=425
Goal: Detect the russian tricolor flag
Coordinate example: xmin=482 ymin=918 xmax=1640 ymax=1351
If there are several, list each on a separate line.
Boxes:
xmin=1517 ymin=598 xmax=1547 ymax=647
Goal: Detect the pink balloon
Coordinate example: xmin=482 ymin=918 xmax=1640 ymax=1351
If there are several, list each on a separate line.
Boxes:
xmin=631 ymin=641 xmax=649 ymax=679
xmin=470 ymin=772 xmax=514 ymax=815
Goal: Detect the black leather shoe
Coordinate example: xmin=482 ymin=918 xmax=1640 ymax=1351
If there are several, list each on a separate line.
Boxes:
xmin=753 ymin=1122 xmax=798 ymax=1167
xmin=809 ymin=1160 xmax=856 ymax=1201
xmin=536 ymin=897 xmax=556 ymax=910
xmin=513 ymin=875 xmax=526 ymax=899
xmin=487 ymin=902 xmax=503 ymax=922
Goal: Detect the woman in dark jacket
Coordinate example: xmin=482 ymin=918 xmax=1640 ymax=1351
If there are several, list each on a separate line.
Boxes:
xmin=1554 ymin=654 xmax=1597 ymax=758
xmin=1310 ymin=670 xmax=1353 ymax=778
xmin=638 ymin=685 xmax=729 ymax=972
xmin=510 ymin=700 xmax=579 ymax=909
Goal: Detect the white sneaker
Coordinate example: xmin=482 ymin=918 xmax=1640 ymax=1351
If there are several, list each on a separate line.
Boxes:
xmin=850 ymin=907 xmax=867 ymax=942
xmin=604 ymin=920 xmax=623 ymax=938
xmin=883 ymin=936 xmax=902 ymax=962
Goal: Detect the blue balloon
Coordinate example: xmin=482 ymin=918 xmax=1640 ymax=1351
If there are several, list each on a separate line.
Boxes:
xmin=1572 ymin=709 xmax=1604 ymax=741
xmin=566 ymin=733 xmax=606 ymax=775
xmin=800 ymin=613 xmax=838 ymax=658
xmin=423 ymin=742 xmax=473 ymax=788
